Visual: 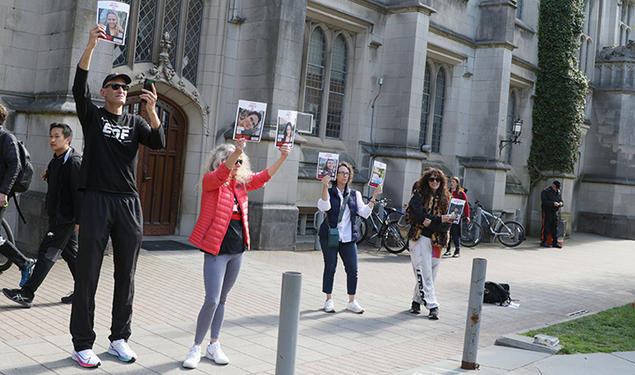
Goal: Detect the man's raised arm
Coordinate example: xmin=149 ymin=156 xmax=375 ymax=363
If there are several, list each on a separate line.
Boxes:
xmin=78 ymin=25 xmax=106 ymax=71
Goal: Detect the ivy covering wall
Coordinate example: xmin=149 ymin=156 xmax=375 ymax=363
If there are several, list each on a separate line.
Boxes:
xmin=528 ymin=0 xmax=588 ymax=182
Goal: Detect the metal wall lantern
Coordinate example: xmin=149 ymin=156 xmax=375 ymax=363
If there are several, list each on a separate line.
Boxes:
xmin=499 ymin=119 xmax=523 ymax=155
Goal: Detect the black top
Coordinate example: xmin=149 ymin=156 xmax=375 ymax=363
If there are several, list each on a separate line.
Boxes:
xmin=72 ymin=66 xmax=165 ymax=195
xmin=541 ymin=186 xmax=562 ymax=214
xmin=0 ymin=127 xmax=21 ymax=195
xmin=45 ymin=148 xmax=82 ymax=224
xmin=218 ymin=194 xmax=245 ymax=255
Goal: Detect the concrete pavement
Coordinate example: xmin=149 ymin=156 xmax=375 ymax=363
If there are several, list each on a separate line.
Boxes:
xmin=0 ymin=232 xmax=633 ymax=374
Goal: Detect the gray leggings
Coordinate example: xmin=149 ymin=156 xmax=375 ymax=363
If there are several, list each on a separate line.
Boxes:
xmin=194 ymin=252 xmax=244 ymax=344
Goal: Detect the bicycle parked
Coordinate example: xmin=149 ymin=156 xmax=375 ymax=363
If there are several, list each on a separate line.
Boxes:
xmin=460 ymin=200 xmax=525 ymax=247
xmin=356 ymin=197 xmax=408 ymax=254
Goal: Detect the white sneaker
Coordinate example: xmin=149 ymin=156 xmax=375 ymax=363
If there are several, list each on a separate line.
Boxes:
xmin=183 ymin=345 xmax=201 ymax=369
xmin=324 ymin=299 xmax=336 ymax=313
xmin=72 ymin=349 xmax=101 ymax=368
xmin=346 ymin=300 xmax=365 ymax=314
xmin=206 ymin=342 xmax=229 ymax=365
xmin=108 ymin=339 xmax=137 ymax=362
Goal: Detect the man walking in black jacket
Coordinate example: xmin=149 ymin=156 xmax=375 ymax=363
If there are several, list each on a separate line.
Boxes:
xmin=0 ymin=103 xmax=35 ymax=286
xmin=69 ymin=25 xmax=165 ymax=368
xmin=2 ymin=123 xmax=81 ymax=307
xmin=541 ymin=180 xmax=563 ymax=248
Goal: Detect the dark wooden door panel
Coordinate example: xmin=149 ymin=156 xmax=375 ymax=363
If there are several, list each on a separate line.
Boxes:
xmin=124 ymin=95 xmax=187 ymax=235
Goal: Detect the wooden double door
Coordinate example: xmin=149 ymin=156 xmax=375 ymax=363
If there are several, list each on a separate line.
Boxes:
xmin=124 ymin=94 xmax=187 ymax=235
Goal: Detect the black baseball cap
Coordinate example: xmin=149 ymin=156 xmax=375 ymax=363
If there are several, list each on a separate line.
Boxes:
xmin=102 ymin=73 xmax=131 ymax=88
xmin=552 ymin=180 xmax=561 ymax=189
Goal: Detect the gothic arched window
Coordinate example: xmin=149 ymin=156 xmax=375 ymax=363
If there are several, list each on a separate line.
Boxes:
xmin=303 ymin=28 xmax=326 ymax=136
xmin=113 ymin=0 xmax=204 ymax=86
xmin=419 ymin=64 xmax=431 ymax=147
xmin=431 ymin=68 xmax=446 ymax=153
xmin=326 ymin=35 xmax=348 ymax=138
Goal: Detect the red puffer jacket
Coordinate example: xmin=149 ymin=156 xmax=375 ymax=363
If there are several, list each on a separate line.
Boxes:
xmin=189 ymin=162 xmax=271 ymax=255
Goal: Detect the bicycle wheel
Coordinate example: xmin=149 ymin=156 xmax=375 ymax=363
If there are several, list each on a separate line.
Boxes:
xmin=0 ymin=218 xmax=15 ymax=272
xmin=355 ymin=216 xmax=367 ymax=244
xmin=382 ymin=221 xmax=408 ymax=254
xmin=460 ymin=219 xmax=482 ymax=247
xmin=497 ymin=220 xmax=525 ymax=247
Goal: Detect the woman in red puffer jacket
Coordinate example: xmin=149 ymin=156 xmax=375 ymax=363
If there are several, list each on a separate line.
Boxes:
xmin=184 ymin=139 xmax=290 ymax=369
xmin=444 ymin=176 xmax=470 ymax=258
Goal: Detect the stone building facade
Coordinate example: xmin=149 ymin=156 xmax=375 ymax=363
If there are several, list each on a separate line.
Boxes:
xmin=0 ymin=0 xmax=632 ymax=253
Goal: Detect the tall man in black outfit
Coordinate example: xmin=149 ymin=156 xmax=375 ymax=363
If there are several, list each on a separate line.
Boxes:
xmin=2 ymin=123 xmax=81 ymax=307
xmin=540 ymin=180 xmax=563 ymax=248
xmin=69 ymin=25 xmax=165 ymax=368
xmin=0 ymin=103 xmax=35 ymax=286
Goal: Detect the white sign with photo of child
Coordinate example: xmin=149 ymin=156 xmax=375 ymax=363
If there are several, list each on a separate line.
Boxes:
xmin=369 ymin=160 xmax=386 ymax=187
xmin=317 ymin=152 xmax=339 ymax=180
xmin=447 ymin=198 xmax=466 ymax=225
xmin=276 ymin=110 xmax=297 ymax=148
xmin=233 ymin=100 xmax=267 ymax=142
xmin=96 ymin=1 xmax=130 ymax=45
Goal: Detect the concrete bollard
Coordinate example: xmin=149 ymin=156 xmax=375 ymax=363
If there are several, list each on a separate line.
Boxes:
xmin=461 ymin=258 xmax=487 ymax=370
xmin=275 ymin=271 xmax=302 ymax=375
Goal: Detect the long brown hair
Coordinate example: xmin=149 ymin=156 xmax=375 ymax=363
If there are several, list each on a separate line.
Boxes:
xmin=414 ymin=168 xmax=450 ymax=209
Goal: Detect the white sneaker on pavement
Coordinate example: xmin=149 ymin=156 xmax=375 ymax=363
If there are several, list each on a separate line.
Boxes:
xmin=183 ymin=345 xmax=202 ymax=369
xmin=108 ymin=339 xmax=137 ymax=362
xmin=346 ymin=300 xmax=365 ymax=314
xmin=72 ymin=349 xmax=101 ymax=368
xmin=324 ymin=298 xmax=336 ymax=313
xmin=206 ymin=342 xmax=229 ymax=365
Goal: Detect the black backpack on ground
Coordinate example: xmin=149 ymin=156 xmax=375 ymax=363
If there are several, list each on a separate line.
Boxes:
xmin=483 ymin=281 xmax=511 ymax=304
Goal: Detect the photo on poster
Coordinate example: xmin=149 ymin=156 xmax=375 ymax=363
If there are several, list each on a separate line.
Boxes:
xmin=369 ymin=160 xmax=387 ymax=187
xmin=447 ymin=198 xmax=466 ymax=224
xmin=317 ymin=152 xmax=339 ymax=180
xmin=96 ymin=1 xmax=130 ymax=45
xmin=233 ymin=100 xmax=267 ymax=142
xmin=276 ymin=110 xmax=297 ymax=148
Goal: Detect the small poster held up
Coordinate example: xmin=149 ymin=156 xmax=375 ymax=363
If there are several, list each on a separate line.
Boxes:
xmin=276 ymin=110 xmax=297 ymax=148
xmin=447 ymin=198 xmax=466 ymax=224
xmin=97 ymin=1 xmax=130 ymax=45
xmin=317 ymin=152 xmax=339 ymax=180
xmin=233 ymin=100 xmax=267 ymax=142
xmin=369 ymin=160 xmax=386 ymax=187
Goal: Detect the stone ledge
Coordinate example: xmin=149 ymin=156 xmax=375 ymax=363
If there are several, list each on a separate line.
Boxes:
xmin=495 ymin=334 xmax=562 ymax=354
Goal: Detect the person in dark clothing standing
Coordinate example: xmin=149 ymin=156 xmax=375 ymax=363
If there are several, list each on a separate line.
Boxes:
xmin=443 ymin=176 xmax=470 ymax=258
xmin=0 ymin=103 xmax=35 ymax=286
xmin=69 ymin=25 xmax=165 ymax=368
xmin=2 ymin=123 xmax=81 ymax=307
xmin=540 ymin=180 xmax=563 ymax=248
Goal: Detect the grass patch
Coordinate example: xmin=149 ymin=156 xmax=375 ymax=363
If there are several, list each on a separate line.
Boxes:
xmin=523 ymin=303 xmax=635 ymax=354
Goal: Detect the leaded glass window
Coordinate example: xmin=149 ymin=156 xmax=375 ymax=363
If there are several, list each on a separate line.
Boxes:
xmin=516 ymin=0 xmax=524 ymax=19
xmin=304 ymin=28 xmax=326 ymax=136
xmin=183 ymin=0 xmax=204 ymax=83
xmin=506 ymin=92 xmax=516 ymax=164
xmin=113 ymin=0 xmax=204 ymax=86
xmin=419 ymin=64 xmax=431 ymax=147
xmin=326 ymin=35 xmax=347 ymax=139
xmin=619 ymin=1 xmax=633 ymax=46
xmin=135 ymin=0 xmax=158 ymax=63
xmin=162 ymin=0 xmax=182 ymax=67
xmin=112 ymin=0 xmax=131 ymax=66
xmin=431 ymin=68 xmax=446 ymax=153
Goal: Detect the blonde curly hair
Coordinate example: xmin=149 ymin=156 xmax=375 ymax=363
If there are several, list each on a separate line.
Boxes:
xmin=203 ymin=143 xmax=252 ymax=184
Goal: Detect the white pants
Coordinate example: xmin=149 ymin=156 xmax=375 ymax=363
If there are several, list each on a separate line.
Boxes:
xmin=409 ymin=236 xmax=440 ymax=309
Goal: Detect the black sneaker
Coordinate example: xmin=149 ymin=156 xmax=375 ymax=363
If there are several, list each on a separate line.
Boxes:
xmin=552 ymin=244 xmax=562 ymax=249
xmin=443 ymin=250 xmax=452 ymax=257
xmin=452 ymin=250 xmax=460 ymax=258
xmin=61 ymin=292 xmax=74 ymax=304
xmin=409 ymin=301 xmax=421 ymax=314
xmin=428 ymin=307 xmax=439 ymax=320
xmin=2 ymin=288 xmax=33 ymax=307
xmin=540 ymin=243 xmax=550 ymax=248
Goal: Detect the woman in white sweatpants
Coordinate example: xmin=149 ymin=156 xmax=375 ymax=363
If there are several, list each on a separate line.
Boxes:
xmin=405 ymin=168 xmax=451 ymax=320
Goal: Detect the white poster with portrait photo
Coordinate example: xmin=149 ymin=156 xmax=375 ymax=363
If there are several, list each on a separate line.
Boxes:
xmin=317 ymin=152 xmax=339 ymax=180
xmin=233 ymin=100 xmax=267 ymax=142
xmin=96 ymin=1 xmax=130 ymax=45
xmin=368 ymin=160 xmax=386 ymax=188
xmin=276 ymin=110 xmax=297 ymax=148
xmin=447 ymin=198 xmax=466 ymax=225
